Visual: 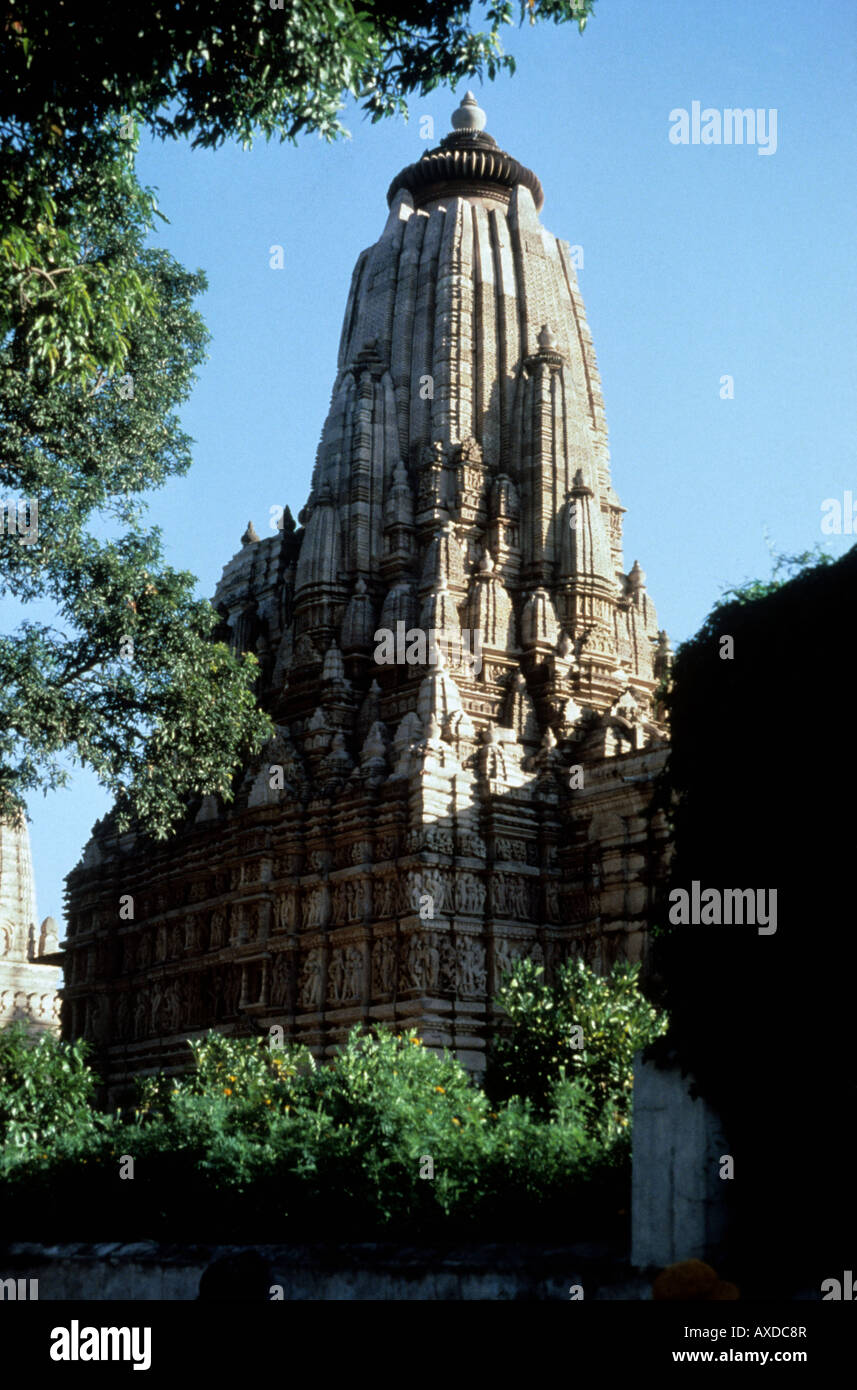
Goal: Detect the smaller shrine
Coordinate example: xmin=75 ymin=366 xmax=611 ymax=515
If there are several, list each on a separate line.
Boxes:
xmin=0 ymin=814 xmax=63 ymax=1033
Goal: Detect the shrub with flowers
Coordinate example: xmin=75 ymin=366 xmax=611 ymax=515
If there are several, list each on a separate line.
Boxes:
xmin=0 ymin=1020 xmax=633 ymax=1242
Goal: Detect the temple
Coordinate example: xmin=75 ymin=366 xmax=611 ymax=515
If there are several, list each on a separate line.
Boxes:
xmin=63 ymin=95 xmax=671 ymax=1099
xmin=0 ymin=814 xmax=62 ymax=1033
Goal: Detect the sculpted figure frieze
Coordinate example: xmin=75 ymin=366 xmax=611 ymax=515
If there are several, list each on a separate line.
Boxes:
xmin=271 ymin=951 xmax=291 ymax=1005
xmin=458 ymin=936 xmax=487 ymax=996
xmin=298 ymin=948 xmax=323 ymax=1009
xmin=371 ymin=936 xmax=396 ymax=995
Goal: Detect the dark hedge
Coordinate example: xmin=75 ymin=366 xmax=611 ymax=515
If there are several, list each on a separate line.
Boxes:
xmin=646 ymin=545 xmax=857 ymax=1296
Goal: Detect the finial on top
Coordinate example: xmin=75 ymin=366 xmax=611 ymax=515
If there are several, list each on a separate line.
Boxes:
xmin=451 ymin=91 xmax=487 ymax=134
xmin=242 ymin=520 xmax=260 ymax=546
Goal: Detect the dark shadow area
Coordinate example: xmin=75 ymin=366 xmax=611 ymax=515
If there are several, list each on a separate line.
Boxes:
xmin=647 ymin=545 xmax=857 ymax=1298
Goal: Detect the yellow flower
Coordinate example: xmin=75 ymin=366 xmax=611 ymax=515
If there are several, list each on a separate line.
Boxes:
xmin=228 ymin=1074 xmax=237 ymax=1082
xmin=285 ymin=1105 xmax=291 ymax=1113
xmin=411 ymin=1037 xmax=421 ymax=1045
xmin=264 ymin=1098 xmax=272 ymax=1105
xmin=452 ymin=1117 xmax=461 ymax=1126
xmin=434 ymin=1086 xmax=445 ymax=1094
xmin=223 ymin=1087 xmax=232 ymax=1096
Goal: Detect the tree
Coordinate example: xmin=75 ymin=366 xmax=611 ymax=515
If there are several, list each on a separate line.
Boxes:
xmin=1 ymin=2 xmax=595 ymax=148
xmin=487 ymin=956 xmax=667 ymax=1123
xmin=646 ymin=546 xmax=857 ymax=1293
xmin=0 ymin=123 xmax=272 ymax=837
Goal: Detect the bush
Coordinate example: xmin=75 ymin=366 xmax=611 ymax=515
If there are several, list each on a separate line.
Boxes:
xmin=0 ymin=1021 xmax=103 ymax=1166
xmin=0 ymin=1024 xmax=629 ymax=1243
xmin=487 ymin=956 xmax=669 ymax=1125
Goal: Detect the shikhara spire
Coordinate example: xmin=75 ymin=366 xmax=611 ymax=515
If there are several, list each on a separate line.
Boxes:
xmin=279 ymin=91 xmax=664 ymax=728
xmin=65 ymin=98 xmax=671 ymax=1088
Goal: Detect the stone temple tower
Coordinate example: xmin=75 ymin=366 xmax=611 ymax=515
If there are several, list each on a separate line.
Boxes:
xmin=64 ymin=96 xmax=671 ymax=1094
xmin=0 ymin=814 xmax=62 ymax=1032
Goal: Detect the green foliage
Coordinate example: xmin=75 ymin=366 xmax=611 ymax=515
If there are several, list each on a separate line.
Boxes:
xmin=0 ymin=120 xmax=273 ymax=835
xmin=676 ymin=545 xmax=836 ymax=656
xmin=488 ymin=956 xmax=668 ymax=1125
xmin=0 ymin=1021 xmax=101 ymax=1161
xmin=0 ymin=1023 xmax=625 ymax=1242
xmin=1 ymin=122 xmax=162 ymax=389
xmin=651 ymin=544 xmax=840 ymax=846
xmin=1 ymin=3 xmax=596 ymax=150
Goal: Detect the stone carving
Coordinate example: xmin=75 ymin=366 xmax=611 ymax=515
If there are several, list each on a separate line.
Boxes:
xmin=183 ymin=975 xmax=202 ymax=1028
xmin=493 ymin=873 xmax=532 ymax=919
xmin=401 ymin=933 xmax=442 ymax=992
xmin=298 ymin=949 xmax=323 ymax=1009
xmin=372 ymin=876 xmax=394 ymax=919
xmin=271 ymin=952 xmax=291 ymax=1005
xmin=493 ymin=939 xmax=519 ymax=980
xmin=372 ymin=937 xmax=397 ymax=995
xmin=276 ymin=893 xmax=297 ymax=931
xmin=546 ymin=879 xmax=561 ymax=923
xmin=458 ymin=937 xmax=487 ymax=996
xmin=454 ymin=873 xmax=486 ymax=916
xmin=163 ymin=983 xmax=180 ymax=1033
xmin=493 ymin=937 xmax=542 ymax=981
xmin=304 ymin=885 xmax=329 ymax=929
xmin=294 ymin=633 xmax=318 ymax=667
xmin=376 ymin=833 xmax=401 ymax=862
xmin=405 ymin=868 xmax=448 ymax=915
xmin=210 ymin=909 xmax=227 ymax=950
xmin=328 ymin=945 xmax=363 ymax=1004
xmin=496 ymin=837 xmax=526 ymax=862
xmin=134 ymin=992 xmax=147 ymax=1040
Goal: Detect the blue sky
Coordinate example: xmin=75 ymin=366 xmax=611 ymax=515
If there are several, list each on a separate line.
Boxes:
xmin=16 ymin=0 xmax=857 ymax=925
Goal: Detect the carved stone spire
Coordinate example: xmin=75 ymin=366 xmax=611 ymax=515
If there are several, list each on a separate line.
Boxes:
xmin=69 ymin=99 xmax=672 ymax=1092
xmin=467 ymin=548 xmax=514 ymax=651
